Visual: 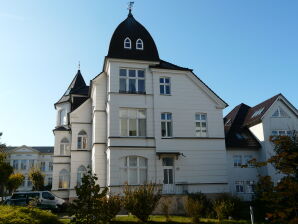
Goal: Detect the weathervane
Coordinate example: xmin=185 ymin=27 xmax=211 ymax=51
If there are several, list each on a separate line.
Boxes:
xmin=128 ymin=2 xmax=134 ymax=14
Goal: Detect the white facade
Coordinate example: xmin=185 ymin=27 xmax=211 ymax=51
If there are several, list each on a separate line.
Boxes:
xmin=52 ymin=57 xmax=230 ymax=199
xmin=226 ymin=95 xmax=298 ymax=200
xmin=6 ymin=146 xmax=53 ymax=191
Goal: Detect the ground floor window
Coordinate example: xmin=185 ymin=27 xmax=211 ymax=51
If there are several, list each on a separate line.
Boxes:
xmin=59 ymin=169 xmax=69 ymax=189
xmin=77 ymin=165 xmax=87 ymax=187
xmin=235 ymin=180 xmax=255 ymax=193
xmin=121 ymin=156 xmax=147 ymax=185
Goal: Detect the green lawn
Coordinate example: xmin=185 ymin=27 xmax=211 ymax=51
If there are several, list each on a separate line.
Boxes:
xmin=59 ymin=215 xmax=258 ymax=224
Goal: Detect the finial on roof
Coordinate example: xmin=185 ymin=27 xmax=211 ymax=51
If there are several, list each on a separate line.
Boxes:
xmin=78 ymin=61 xmax=80 ymax=70
xmin=127 ymin=1 xmax=134 ymax=15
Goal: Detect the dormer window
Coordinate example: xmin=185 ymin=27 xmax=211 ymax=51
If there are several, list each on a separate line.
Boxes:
xmin=124 ymin=37 xmax=131 ymax=49
xmin=136 ymin=39 xmax=143 ymax=50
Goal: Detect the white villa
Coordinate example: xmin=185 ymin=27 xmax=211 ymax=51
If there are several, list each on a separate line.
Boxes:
xmin=6 ymin=146 xmax=53 ymax=191
xmin=51 ymin=11 xmax=229 ymax=200
xmin=224 ymin=94 xmax=298 ymax=200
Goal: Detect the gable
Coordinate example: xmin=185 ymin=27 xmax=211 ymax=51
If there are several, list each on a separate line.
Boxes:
xmin=10 ymin=146 xmax=39 ymax=154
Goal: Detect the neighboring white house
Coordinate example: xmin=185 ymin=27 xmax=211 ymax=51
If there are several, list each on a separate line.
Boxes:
xmin=52 ymin=11 xmax=229 ymax=200
xmin=6 ymin=146 xmax=54 ymax=191
xmin=224 ymin=94 xmax=298 ymax=200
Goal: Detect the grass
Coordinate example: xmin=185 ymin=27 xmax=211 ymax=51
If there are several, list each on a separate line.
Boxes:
xmin=59 ymin=215 xmax=257 ymax=224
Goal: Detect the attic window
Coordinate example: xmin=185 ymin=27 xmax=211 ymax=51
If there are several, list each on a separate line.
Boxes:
xmin=225 ymin=119 xmax=231 ymax=126
xmin=272 ymin=107 xmax=289 ymax=117
xmin=136 ymin=39 xmax=143 ymax=50
xmin=124 ymin=37 xmax=131 ymax=49
xmin=251 ymin=107 xmax=265 ymax=118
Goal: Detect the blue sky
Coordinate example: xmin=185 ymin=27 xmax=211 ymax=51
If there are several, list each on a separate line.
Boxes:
xmin=0 ymin=0 xmax=297 ymax=146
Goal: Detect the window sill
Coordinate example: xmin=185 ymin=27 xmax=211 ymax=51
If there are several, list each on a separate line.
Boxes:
xmin=160 ymin=94 xmax=171 ymax=96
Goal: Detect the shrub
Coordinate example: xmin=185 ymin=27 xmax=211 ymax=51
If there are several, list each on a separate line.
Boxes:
xmin=7 ymin=173 xmax=25 ymax=194
xmin=98 ymin=195 xmax=122 ymax=224
xmin=123 ymin=183 xmax=161 ymax=222
xmin=185 ymin=192 xmax=211 ymax=223
xmin=213 ymin=194 xmax=236 ymax=221
xmin=0 ymin=205 xmax=62 ymax=224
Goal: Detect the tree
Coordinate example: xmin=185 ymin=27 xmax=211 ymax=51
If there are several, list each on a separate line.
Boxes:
xmin=6 ymin=173 xmax=25 ymax=194
xmin=122 ymin=183 xmax=161 ymax=222
xmin=253 ymin=135 xmax=298 ymax=223
xmin=29 ymin=168 xmax=45 ymax=191
xmin=0 ymin=133 xmax=13 ymax=200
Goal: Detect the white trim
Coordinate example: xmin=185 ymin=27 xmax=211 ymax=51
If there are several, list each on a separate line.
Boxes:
xmin=124 ymin=37 xmax=132 ymax=49
xmin=136 ymin=39 xmax=144 ymax=50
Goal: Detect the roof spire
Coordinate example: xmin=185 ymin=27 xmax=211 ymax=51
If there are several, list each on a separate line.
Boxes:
xmin=78 ymin=61 xmax=80 ymax=70
xmin=127 ymin=1 xmax=134 ymax=15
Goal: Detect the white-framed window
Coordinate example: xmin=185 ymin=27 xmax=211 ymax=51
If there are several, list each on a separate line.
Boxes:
xmin=59 ymin=109 xmax=67 ymax=125
xmin=233 ymin=155 xmax=242 ymax=167
xmin=244 ymin=155 xmax=254 ymax=167
xmin=49 ymin=162 xmax=53 ymax=171
xmin=246 ymin=181 xmax=255 ymax=193
xmin=60 ymin=138 xmax=70 ymax=155
xmin=13 ymin=160 xmax=19 ymax=170
xmin=40 ymin=161 xmax=46 ymax=171
xmin=77 ymin=165 xmax=87 ymax=187
xmin=59 ymin=169 xmax=69 ymax=189
xmin=136 ymin=39 xmax=144 ymax=50
xmin=272 ymin=130 xmax=292 ymax=136
xmin=77 ymin=130 xmax=88 ymax=149
xmin=21 ymin=160 xmax=27 ymax=170
xmin=235 ymin=181 xmax=244 ymax=193
xmin=119 ymin=68 xmax=145 ymax=93
xmin=272 ymin=106 xmax=289 ymax=117
xmin=120 ymin=108 xmax=146 ymax=137
xmin=121 ymin=156 xmax=147 ymax=185
xmin=161 ymin=112 xmax=172 ymax=137
xmin=29 ymin=160 xmax=34 ymax=169
xmin=195 ymin=113 xmax=207 ymax=137
xmin=251 ymin=107 xmax=265 ymax=118
xmin=160 ymin=77 xmax=171 ymax=95
xmin=124 ymin=37 xmax=132 ymax=49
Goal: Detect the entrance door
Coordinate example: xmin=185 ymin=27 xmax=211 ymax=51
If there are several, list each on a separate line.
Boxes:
xmin=162 ymin=157 xmax=175 ymax=194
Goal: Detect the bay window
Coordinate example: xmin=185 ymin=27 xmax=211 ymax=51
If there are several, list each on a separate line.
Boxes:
xmin=120 ymin=108 xmax=146 ymax=136
xmin=119 ymin=68 xmax=145 ymax=94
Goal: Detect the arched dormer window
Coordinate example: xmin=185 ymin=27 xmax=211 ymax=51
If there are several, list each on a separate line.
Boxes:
xmin=60 ymin=138 xmax=70 ymax=155
xmin=136 ymin=39 xmax=143 ymax=50
xmin=124 ymin=37 xmax=131 ymax=49
xmin=77 ymin=130 xmax=87 ymax=149
xmin=77 ymin=165 xmax=87 ymax=187
xmin=59 ymin=169 xmax=69 ymax=189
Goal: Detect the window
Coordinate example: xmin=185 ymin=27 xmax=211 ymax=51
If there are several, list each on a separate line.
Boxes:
xmin=136 ymin=39 xmax=143 ymax=50
xmin=233 ymin=155 xmax=242 ymax=167
xmin=40 ymin=162 xmax=46 ymax=171
xmin=160 ymin=77 xmax=171 ymax=95
xmin=195 ymin=113 xmax=207 ymax=137
xmin=251 ymin=107 xmax=265 ymax=118
xmin=124 ymin=37 xmax=131 ymax=49
xmin=60 ymin=138 xmax=70 ymax=155
xmin=59 ymin=169 xmax=69 ymax=189
xmin=77 ymin=130 xmax=88 ymax=149
xmin=21 ymin=160 xmax=27 ymax=170
xmin=244 ymin=155 xmax=254 ymax=167
xmin=246 ymin=181 xmax=255 ymax=193
xmin=29 ymin=160 xmax=34 ymax=169
xmin=272 ymin=106 xmax=289 ymax=117
xmin=119 ymin=68 xmax=145 ymax=94
xmin=225 ymin=118 xmax=231 ymax=126
xmin=77 ymin=165 xmax=87 ymax=187
xmin=48 ymin=177 xmax=52 ymax=186
xmin=272 ymin=130 xmax=292 ymax=136
xmin=49 ymin=162 xmax=53 ymax=171
xmin=42 ymin=192 xmax=54 ymax=200
xmin=13 ymin=160 xmax=19 ymax=169
xmin=121 ymin=156 xmax=147 ymax=185
xmin=235 ymin=181 xmax=244 ymax=193
xmin=120 ymin=108 xmax=146 ymax=136
xmin=162 ymin=157 xmax=174 ymax=166
xmin=161 ymin=113 xmax=172 ymax=137
xmin=59 ymin=109 xmax=67 ymax=125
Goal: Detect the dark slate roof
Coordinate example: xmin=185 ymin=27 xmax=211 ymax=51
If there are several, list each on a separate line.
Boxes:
xmin=55 ymin=70 xmax=89 ymax=106
xmin=224 ymin=104 xmax=261 ymax=149
xmin=107 ymin=12 xmax=159 ymax=61
xmin=243 ymin=94 xmax=280 ymax=127
xmin=6 ymin=146 xmax=54 ymax=154
xmin=150 ymin=60 xmax=193 ymax=71
xmin=53 ymin=126 xmax=71 ymax=132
